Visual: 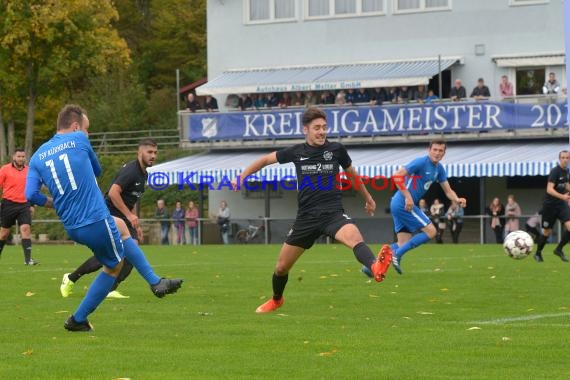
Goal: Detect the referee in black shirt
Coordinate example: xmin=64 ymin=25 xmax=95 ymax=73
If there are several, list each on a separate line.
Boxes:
xmin=534 ymin=150 xmax=570 ymax=262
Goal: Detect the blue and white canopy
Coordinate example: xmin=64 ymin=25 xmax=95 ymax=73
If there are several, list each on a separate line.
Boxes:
xmin=148 ymin=142 xmax=567 ymax=186
xmin=196 ymin=56 xmax=461 ymax=96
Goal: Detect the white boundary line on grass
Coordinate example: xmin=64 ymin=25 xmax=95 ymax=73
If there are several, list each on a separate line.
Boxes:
xmin=469 ymin=312 xmax=570 ymax=324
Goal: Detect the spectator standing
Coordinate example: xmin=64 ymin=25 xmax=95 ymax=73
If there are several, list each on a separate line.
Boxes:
xmin=487 ymin=197 xmax=505 ymax=244
xmin=304 ymin=91 xmax=317 ymax=107
xmin=499 ymin=75 xmax=514 ymax=97
xmin=446 ymin=200 xmax=464 ymax=244
xmin=185 ymin=93 xmax=201 ymax=112
xmin=430 ymin=198 xmax=446 ymax=244
xmin=172 ymin=201 xmax=186 ymax=245
xmin=354 ymin=88 xmax=370 ymax=104
xmin=370 ymin=88 xmax=387 ymax=105
xmin=414 ymin=85 xmax=428 ymax=103
xmin=238 ymin=94 xmax=253 ymax=110
xmin=525 ymin=212 xmax=541 ymax=241
xmin=278 ymin=93 xmax=292 ymax=108
xmin=185 ymin=201 xmax=199 ymax=245
xmin=217 ymin=200 xmax=231 ymax=244
xmin=470 ymin=78 xmax=491 ymax=100
xmin=0 ymin=149 xmax=38 ymax=265
xmin=419 ymin=198 xmax=429 ymax=215
xmin=450 ymin=79 xmax=466 ymax=101
xmin=335 ymin=90 xmax=347 ymax=105
xmin=155 ymin=199 xmax=170 ymax=245
xmin=504 ymin=194 xmax=522 ymax=236
xmin=204 ymin=95 xmax=218 ymax=111
xmin=291 ymin=91 xmax=305 ymax=107
xmin=543 ymin=72 xmax=560 ymax=95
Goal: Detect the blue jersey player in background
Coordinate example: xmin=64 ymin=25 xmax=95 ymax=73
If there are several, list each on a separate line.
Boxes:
xmin=25 ymin=104 xmax=183 ymax=332
xmin=364 ymin=139 xmax=466 ymax=276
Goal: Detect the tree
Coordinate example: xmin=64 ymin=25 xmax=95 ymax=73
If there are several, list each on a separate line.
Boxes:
xmin=0 ymin=0 xmax=131 ymax=156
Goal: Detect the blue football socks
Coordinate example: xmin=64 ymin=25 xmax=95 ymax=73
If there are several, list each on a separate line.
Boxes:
xmin=73 ymin=271 xmax=115 ymax=322
xmin=122 ymin=237 xmax=161 ymax=286
xmin=397 ymin=232 xmax=430 ymax=258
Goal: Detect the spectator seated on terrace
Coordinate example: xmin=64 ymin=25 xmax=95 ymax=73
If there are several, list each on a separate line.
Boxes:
xmin=543 ymin=72 xmax=560 ymax=95
xmin=345 ymin=89 xmax=356 ymax=104
xmin=425 ymin=89 xmax=439 ymax=103
xmin=304 ymin=91 xmax=317 ymax=107
xmin=397 ymin=86 xmax=412 ymax=103
xmin=499 ymin=75 xmax=514 ymax=98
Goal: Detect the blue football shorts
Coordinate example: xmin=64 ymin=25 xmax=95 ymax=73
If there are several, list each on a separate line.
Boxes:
xmin=66 ymin=215 xmax=124 ymax=269
xmin=390 ymin=196 xmax=431 ymax=234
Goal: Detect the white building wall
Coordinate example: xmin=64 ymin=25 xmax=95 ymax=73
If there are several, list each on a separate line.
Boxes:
xmin=206 ymin=0 xmax=563 ymax=102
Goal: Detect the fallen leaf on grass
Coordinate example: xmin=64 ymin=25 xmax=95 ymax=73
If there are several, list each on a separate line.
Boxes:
xmin=490 ymin=275 xmax=496 ymax=279
xmin=319 ymin=276 xmax=328 ymax=279
xmin=318 ymin=348 xmax=338 ymax=357
xmin=467 ymin=327 xmax=481 ymax=331
xmin=502 ymin=337 xmax=511 ymax=341
xmin=417 ymin=311 xmax=434 ymax=315
xmin=25 ymin=292 xmax=35 ymax=297
xmin=22 ymin=348 xmax=33 ymax=356
xmin=440 ymin=288 xmax=449 ymax=292
xmin=55 ymin=310 xmax=69 ymax=314
xmin=368 ymin=294 xmax=379 ymax=298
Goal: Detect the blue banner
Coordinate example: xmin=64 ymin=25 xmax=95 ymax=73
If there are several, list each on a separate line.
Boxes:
xmin=187 ymin=101 xmax=568 ymax=141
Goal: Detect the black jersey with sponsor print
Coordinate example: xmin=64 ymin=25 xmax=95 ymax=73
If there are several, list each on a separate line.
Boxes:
xmin=276 ymin=140 xmax=351 ymax=215
xmin=543 ymin=164 xmax=570 ymax=207
xmin=104 ymin=160 xmax=147 ymax=218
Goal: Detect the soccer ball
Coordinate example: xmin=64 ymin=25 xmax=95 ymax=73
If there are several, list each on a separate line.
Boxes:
xmin=503 ymin=230 xmax=534 ymax=259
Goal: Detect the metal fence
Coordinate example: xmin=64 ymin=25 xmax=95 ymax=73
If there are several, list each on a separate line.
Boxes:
xmin=89 ymin=129 xmax=180 ymax=155
xmin=21 ymin=215 xmax=560 ymax=246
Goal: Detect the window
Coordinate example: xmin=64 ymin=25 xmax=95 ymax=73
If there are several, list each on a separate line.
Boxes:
xmin=306 ymin=0 xmax=385 ymax=19
xmin=515 ymin=68 xmax=545 ymax=95
xmin=393 ymin=0 xmax=451 ymax=14
xmin=246 ymin=0 xmax=296 ymax=23
xmin=509 ymin=0 xmax=549 ymax=6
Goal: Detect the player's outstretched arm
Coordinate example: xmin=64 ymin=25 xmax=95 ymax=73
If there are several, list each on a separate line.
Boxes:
xmin=345 ymin=165 xmax=376 ymax=216
xmin=441 ymin=181 xmax=467 ymax=207
xmin=232 ymin=152 xmax=278 ymax=190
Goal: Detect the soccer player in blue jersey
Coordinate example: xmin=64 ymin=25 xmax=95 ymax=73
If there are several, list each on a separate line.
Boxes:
xmin=25 ymin=104 xmax=183 ymax=332
xmin=364 ymin=139 xmax=466 ymax=276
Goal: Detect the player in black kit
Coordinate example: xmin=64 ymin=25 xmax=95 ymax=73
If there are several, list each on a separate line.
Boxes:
xmin=233 ymin=107 xmax=393 ymax=314
xmin=534 ymin=150 xmax=570 ymax=262
xmin=59 ymin=138 xmax=158 ymax=298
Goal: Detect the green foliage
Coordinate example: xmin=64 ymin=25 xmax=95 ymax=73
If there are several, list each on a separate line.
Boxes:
xmin=1 ymin=244 xmax=570 ymax=379
xmin=0 ymin=0 xmax=207 ymax=151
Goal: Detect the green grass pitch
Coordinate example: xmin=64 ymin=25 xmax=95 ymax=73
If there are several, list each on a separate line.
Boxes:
xmin=1 ymin=242 xmax=569 ymax=379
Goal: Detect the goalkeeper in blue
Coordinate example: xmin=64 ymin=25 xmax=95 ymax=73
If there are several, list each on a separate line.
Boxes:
xmin=25 ymin=104 xmax=183 ymax=332
xmin=363 ymin=139 xmax=466 ymax=276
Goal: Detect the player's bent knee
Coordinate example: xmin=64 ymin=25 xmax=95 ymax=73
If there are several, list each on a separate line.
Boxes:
xmin=424 ymin=224 xmax=437 ymax=239
xmin=103 ymin=260 xmax=124 ymax=277
xmin=112 ymin=217 xmax=130 ymax=240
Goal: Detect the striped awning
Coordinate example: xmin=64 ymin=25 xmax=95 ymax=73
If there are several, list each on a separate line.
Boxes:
xmin=492 ymin=51 xmax=565 ymax=68
xmin=148 ymin=142 xmax=566 ymax=186
xmin=196 ymin=56 xmax=461 ymax=96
